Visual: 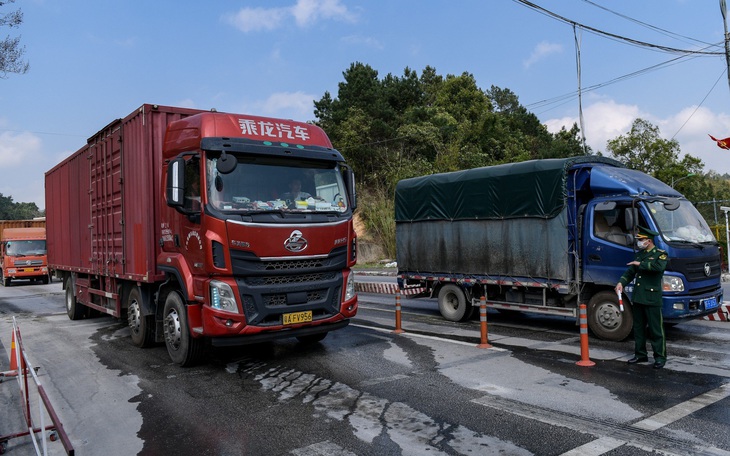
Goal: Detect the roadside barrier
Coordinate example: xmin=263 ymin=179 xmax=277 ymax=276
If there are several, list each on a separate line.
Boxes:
xmin=576 ymin=304 xmax=595 ymax=367
xmin=704 ymin=303 xmax=729 ymax=321
xmin=0 ymin=317 xmax=74 ymax=455
xmin=393 ymin=291 xmax=405 ymax=334
xmin=476 ymin=296 xmax=492 ymax=349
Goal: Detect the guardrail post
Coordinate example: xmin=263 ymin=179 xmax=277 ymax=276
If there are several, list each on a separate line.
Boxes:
xmin=576 ymin=303 xmax=595 ymax=367
xmin=476 ymin=296 xmax=492 ymax=349
xmin=393 ymin=291 xmax=405 ymax=334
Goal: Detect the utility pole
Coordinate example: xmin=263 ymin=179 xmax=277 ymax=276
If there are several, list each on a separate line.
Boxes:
xmin=722 ymin=0 xmax=730 ymax=93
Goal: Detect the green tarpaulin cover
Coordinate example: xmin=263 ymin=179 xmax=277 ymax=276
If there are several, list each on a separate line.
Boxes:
xmin=395 ymin=156 xmax=622 ymax=221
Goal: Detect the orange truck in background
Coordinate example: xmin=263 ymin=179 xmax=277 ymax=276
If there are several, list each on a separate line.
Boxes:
xmin=0 ymin=219 xmax=50 ymax=286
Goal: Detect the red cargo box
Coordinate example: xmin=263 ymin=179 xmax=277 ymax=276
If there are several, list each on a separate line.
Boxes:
xmin=45 ymin=104 xmax=205 ymax=282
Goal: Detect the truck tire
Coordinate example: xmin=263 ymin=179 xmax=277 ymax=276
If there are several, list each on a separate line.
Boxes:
xmin=41 ymin=274 xmax=50 ymax=285
xmin=587 ymin=291 xmax=633 ymax=341
xmin=438 ymin=284 xmax=472 ymax=322
xmin=163 ymin=291 xmax=204 ymax=366
xmin=65 ymin=276 xmax=84 ymax=320
xmin=3 ymin=277 xmax=10 ymax=287
xmin=128 ymin=286 xmax=155 ymax=348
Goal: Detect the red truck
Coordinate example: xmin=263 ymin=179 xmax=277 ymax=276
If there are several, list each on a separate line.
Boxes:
xmin=0 ymin=220 xmax=50 ymax=286
xmin=45 ymin=104 xmax=358 ymax=366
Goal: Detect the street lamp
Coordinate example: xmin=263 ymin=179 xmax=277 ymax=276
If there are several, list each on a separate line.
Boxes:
xmin=721 ymin=206 xmax=730 ymax=276
xmin=671 ymin=173 xmax=695 ymax=188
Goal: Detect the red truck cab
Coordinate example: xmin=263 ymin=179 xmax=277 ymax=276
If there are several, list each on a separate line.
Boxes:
xmin=1 ymin=227 xmax=50 ymax=286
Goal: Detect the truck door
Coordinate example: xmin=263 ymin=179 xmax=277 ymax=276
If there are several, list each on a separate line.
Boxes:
xmin=582 ymin=201 xmax=636 ymax=285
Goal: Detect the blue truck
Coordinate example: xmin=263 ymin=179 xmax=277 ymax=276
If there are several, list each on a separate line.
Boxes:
xmin=395 ymin=156 xmax=723 ymax=340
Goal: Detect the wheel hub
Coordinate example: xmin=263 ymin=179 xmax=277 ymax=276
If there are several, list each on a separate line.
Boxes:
xmin=597 ymin=303 xmax=621 ymax=329
xmin=164 ymin=309 xmax=182 ymax=350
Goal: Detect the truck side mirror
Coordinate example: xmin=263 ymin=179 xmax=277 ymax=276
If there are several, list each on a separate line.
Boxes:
xmin=166 ymin=158 xmax=185 ymax=208
xmin=345 ymin=169 xmax=357 ymax=210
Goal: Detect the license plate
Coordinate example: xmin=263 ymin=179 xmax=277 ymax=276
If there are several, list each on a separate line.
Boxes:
xmin=23 ymin=268 xmax=35 ymax=272
xmin=283 ymin=310 xmax=312 ymax=325
xmin=703 ymin=297 xmax=719 ymax=310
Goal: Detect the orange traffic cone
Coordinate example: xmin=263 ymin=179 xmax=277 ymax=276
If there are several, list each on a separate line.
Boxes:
xmin=8 ymin=330 xmax=18 ymax=372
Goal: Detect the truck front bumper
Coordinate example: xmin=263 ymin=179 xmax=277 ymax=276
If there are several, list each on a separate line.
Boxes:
xmin=662 ymin=288 xmax=724 ymax=321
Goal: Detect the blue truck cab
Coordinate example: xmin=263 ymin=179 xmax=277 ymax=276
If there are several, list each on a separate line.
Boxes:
xmin=580 ymin=164 xmax=722 ymax=338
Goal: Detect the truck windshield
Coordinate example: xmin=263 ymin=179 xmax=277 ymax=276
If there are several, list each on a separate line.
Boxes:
xmin=647 ymin=199 xmax=716 ymax=244
xmin=6 ymin=240 xmax=47 ymax=256
xmin=205 ymin=155 xmax=349 ymax=214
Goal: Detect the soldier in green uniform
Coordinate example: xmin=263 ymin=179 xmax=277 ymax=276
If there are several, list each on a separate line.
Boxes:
xmin=615 ymin=226 xmax=669 ymax=369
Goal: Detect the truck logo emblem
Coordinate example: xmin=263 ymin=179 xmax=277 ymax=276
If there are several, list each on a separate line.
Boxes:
xmin=284 ymin=230 xmax=308 ymax=252
xmin=704 ymin=263 xmax=711 ymax=277
xmin=25 ymin=260 xmax=32 ymax=266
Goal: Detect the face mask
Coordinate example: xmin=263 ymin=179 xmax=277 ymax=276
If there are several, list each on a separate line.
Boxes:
xmin=637 ymin=239 xmax=650 ymax=249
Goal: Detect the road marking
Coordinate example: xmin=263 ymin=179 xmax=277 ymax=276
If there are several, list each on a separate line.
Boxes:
xmin=351 ymin=323 xmax=508 ymax=350
xmin=558 ymin=382 xmax=730 ymax=456
xmin=632 ymin=382 xmax=730 ymax=431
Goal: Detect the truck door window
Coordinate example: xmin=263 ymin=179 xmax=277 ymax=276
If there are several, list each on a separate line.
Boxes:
xmin=183 ymin=157 xmax=201 ymax=212
xmin=594 ymin=207 xmax=631 ymax=246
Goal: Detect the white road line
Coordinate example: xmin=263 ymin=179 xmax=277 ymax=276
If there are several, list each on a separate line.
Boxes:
xmin=561 ymin=382 xmax=730 ymax=456
xmin=632 ymin=383 xmax=730 ymax=431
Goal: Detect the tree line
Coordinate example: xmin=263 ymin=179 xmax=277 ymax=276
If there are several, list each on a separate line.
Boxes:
xmin=313 ymin=62 xmax=730 ymax=258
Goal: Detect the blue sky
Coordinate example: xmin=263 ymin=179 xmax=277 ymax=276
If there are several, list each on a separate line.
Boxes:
xmin=3 ymin=0 xmax=730 ymax=210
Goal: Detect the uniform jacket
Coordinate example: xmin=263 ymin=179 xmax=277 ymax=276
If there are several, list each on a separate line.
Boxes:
xmin=619 ymin=246 xmax=668 ymax=307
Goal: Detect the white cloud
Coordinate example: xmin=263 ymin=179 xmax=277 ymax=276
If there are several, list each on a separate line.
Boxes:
xmin=523 ymin=41 xmax=563 ymax=68
xmin=341 ymin=34 xmax=384 ymax=50
xmin=0 ymin=130 xmax=42 ymax=167
xmin=224 ymin=7 xmax=288 ymax=32
xmin=291 ymin=0 xmax=355 ymax=27
xmin=544 ymin=99 xmax=730 ymax=176
xmin=545 ymin=99 xmax=643 ymax=154
xmin=224 ymin=0 xmax=356 ymax=33
xmin=239 ymin=91 xmax=317 ymax=121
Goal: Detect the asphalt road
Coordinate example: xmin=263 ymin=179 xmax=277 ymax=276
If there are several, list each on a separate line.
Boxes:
xmin=0 ymin=279 xmax=729 ymax=455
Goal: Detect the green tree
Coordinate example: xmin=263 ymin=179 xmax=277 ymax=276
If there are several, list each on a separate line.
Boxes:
xmin=1 ymin=0 xmax=29 ymax=78
xmin=606 ymin=118 xmax=703 ymax=183
xmin=0 ymin=193 xmax=41 ymax=219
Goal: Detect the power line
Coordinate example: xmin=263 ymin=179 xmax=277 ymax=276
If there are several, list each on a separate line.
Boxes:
xmin=579 ymin=0 xmax=720 ymax=49
xmin=512 ymin=0 xmax=724 ymax=55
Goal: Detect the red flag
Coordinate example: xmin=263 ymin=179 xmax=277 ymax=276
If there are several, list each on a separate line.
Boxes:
xmin=709 ymin=134 xmax=730 ymax=150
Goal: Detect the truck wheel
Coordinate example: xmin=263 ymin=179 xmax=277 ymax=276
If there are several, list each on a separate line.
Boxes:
xmin=587 ymin=291 xmax=633 ymax=341
xmin=438 ymin=284 xmax=472 ymax=322
xmin=163 ymin=291 xmax=204 ymax=366
xmin=41 ymin=274 xmax=50 ymax=285
xmin=128 ymin=287 xmax=155 ymax=348
xmin=66 ymin=276 xmax=84 ymax=320
xmin=3 ymin=277 xmax=10 ymax=287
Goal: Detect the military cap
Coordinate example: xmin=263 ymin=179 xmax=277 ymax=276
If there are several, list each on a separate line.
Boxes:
xmin=635 ymin=225 xmax=659 ymax=238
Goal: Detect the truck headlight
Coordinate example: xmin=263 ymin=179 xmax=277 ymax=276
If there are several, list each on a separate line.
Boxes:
xmin=662 ymin=276 xmax=684 ymax=292
xmin=210 ymin=280 xmax=239 ymax=313
xmin=7 ymin=268 xmax=16 ymax=274
xmin=344 ymin=273 xmax=356 ymax=301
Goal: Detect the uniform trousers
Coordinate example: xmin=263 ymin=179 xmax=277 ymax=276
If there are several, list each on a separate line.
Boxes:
xmin=632 ymin=302 xmax=666 ymax=362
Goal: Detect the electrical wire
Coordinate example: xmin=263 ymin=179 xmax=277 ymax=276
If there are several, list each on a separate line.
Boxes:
xmin=512 ymin=0 xmax=724 ymax=55
xmin=579 ymin=0 xmax=720 ymax=49
xmin=670 ymin=68 xmax=727 ymax=140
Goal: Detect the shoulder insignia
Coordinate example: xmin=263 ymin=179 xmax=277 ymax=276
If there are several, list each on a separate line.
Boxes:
xmin=659 ymin=253 xmax=668 ymax=260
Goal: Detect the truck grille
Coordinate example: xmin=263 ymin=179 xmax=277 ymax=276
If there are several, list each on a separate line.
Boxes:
xmin=669 ymin=255 xmax=721 ymax=282
xmin=13 ymin=259 xmax=44 ymax=267
xmin=232 ymin=246 xmax=348 ymax=326
xmin=246 ymin=272 xmax=336 ymax=286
